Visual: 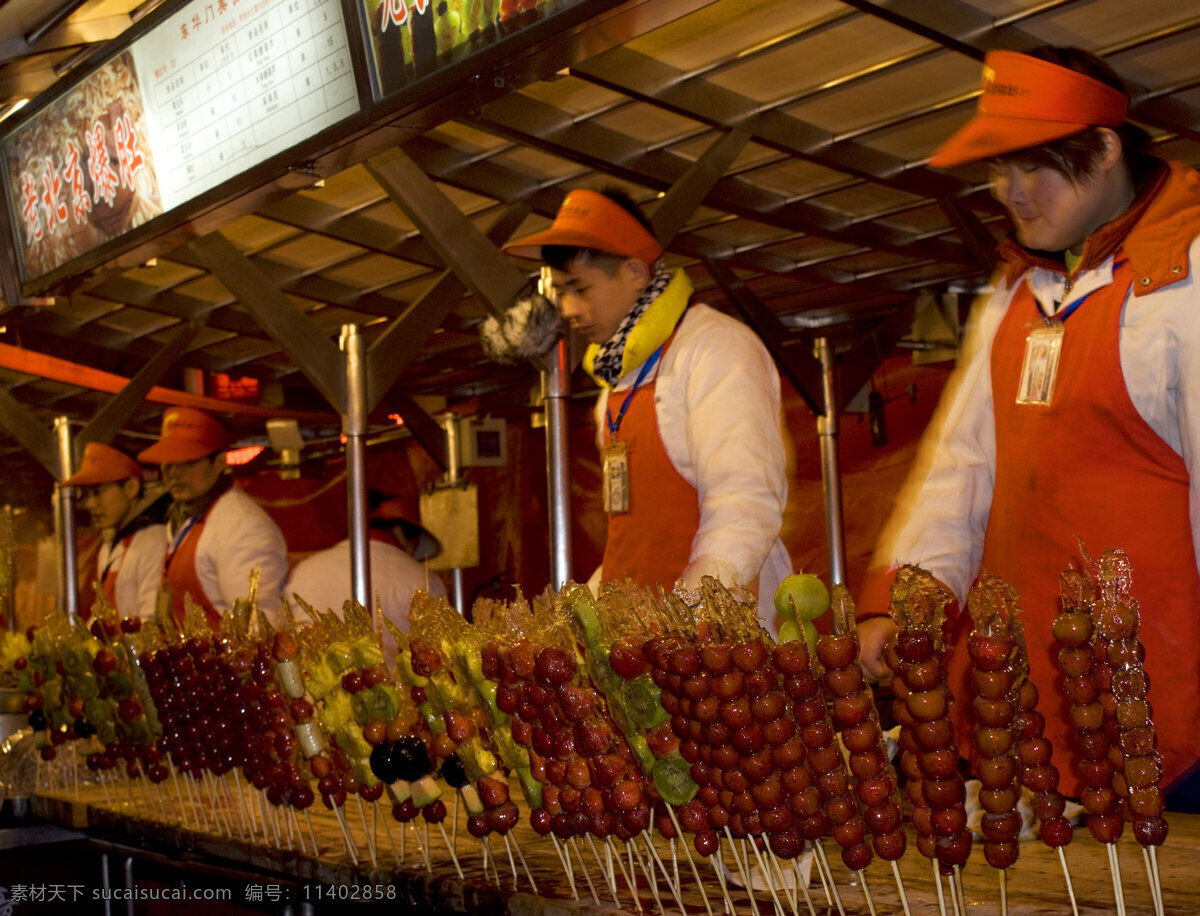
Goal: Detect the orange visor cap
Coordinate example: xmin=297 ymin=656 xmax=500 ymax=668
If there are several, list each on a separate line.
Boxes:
xmin=930 ymin=50 xmax=1128 ymax=168
xmin=63 ymin=442 xmax=142 ymax=487
xmin=503 ymin=189 xmax=663 ymax=264
xmin=137 ymin=407 xmax=232 ymax=465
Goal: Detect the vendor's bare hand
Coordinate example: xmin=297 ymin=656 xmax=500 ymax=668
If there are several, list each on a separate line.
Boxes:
xmin=857 ymin=617 xmax=898 ymax=682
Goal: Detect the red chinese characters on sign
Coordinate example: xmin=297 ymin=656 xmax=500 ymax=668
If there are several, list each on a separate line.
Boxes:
xmin=63 ymin=140 xmax=91 ymax=223
xmin=113 ymin=112 xmax=145 ymax=189
xmin=20 ymin=172 xmax=42 ymax=242
xmin=381 ymin=0 xmax=408 ymax=30
xmin=41 ymin=158 xmax=67 ymax=231
xmin=87 ymin=121 xmax=118 ymax=208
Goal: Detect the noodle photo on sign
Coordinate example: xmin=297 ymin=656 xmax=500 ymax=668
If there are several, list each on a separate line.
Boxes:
xmin=2 ymin=50 xmax=163 ymax=281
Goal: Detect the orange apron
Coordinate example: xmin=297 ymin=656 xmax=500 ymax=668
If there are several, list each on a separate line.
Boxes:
xmin=601 ymin=323 xmax=700 ymax=589
xmin=163 ymin=510 xmax=222 ymax=631
xmin=947 ymin=259 xmax=1200 ymax=796
xmin=100 ymin=532 xmax=135 ymax=607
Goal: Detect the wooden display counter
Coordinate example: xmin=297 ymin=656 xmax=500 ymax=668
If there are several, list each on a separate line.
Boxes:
xmin=27 ymin=777 xmax=1194 ymax=915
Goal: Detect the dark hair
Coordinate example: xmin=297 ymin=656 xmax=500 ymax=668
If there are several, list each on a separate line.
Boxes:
xmin=542 ymin=186 xmax=655 ymax=273
xmin=993 ymin=46 xmax=1155 ymax=186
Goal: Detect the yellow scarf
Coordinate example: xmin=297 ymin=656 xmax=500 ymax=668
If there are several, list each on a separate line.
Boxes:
xmin=582 ymin=269 xmax=693 ymax=388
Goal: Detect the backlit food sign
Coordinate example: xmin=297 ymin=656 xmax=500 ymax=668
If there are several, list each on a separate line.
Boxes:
xmin=361 ymin=0 xmax=561 ymax=99
xmin=3 ymin=0 xmax=361 ymax=283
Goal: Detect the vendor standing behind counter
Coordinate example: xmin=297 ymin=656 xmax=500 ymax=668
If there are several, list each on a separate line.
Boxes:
xmin=856 ymin=47 xmax=1200 ymax=810
xmin=504 ymin=188 xmax=791 ymax=625
xmin=66 ymin=442 xmax=167 ymax=621
xmin=137 ymin=407 xmax=288 ymax=629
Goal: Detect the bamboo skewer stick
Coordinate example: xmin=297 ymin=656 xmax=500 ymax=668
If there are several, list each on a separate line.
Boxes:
xmin=1057 ymin=846 xmax=1080 ymax=916
xmin=791 ymin=855 xmax=819 ymax=916
xmin=642 ymin=831 xmax=686 ymax=916
xmin=953 ymin=864 xmax=966 ymax=916
xmin=501 ymin=833 xmax=520 ymax=890
xmin=1149 ymin=845 xmax=1165 ymax=916
xmin=666 ymin=805 xmax=715 ymax=916
xmin=722 ymin=828 xmax=761 ymax=916
xmin=332 ymin=804 xmax=359 ymax=865
xmin=570 ymin=837 xmax=601 ymax=906
xmin=630 ymin=835 xmax=664 ymax=915
xmin=812 ymin=841 xmax=846 ymax=916
xmin=379 ymin=807 xmax=403 ymax=867
xmin=1107 ymin=841 xmax=1128 ymax=916
xmin=858 ymin=869 xmax=877 ymax=916
xmin=712 ymin=846 xmax=736 ymax=916
xmin=890 ymin=860 xmax=913 ymax=916
xmin=745 ymin=837 xmax=786 ymax=916
xmin=550 ymin=834 xmax=578 ymax=900
xmin=304 ymin=809 xmax=320 ymax=856
xmin=605 ymin=838 xmax=642 ymax=914
xmin=355 ymin=796 xmax=378 ymax=867
xmin=436 ymin=821 xmax=464 ymax=880
xmin=947 ymin=865 xmax=962 ymax=916
xmin=761 ymin=839 xmax=800 ymax=916
xmin=587 ymin=834 xmax=618 ymax=902
xmin=1000 ymin=868 xmax=1008 ymax=916
xmin=933 ymin=859 xmax=948 ymax=916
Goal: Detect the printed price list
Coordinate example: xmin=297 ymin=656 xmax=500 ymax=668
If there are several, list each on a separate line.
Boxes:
xmin=136 ymin=0 xmax=358 ymax=210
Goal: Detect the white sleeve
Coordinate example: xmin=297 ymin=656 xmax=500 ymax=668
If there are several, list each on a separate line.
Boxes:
xmin=127 ymin=526 xmax=166 ymax=621
xmin=669 ymin=312 xmax=788 ymax=588
xmin=872 ymin=284 xmax=1013 ymax=603
xmin=204 ymin=489 xmax=289 ymax=613
xmin=1171 ymin=238 xmax=1200 ymax=577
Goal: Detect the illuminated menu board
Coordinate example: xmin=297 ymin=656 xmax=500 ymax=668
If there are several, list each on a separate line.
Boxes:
xmin=361 ymin=0 xmax=568 ymax=100
xmin=3 ymin=0 xmax=361 ymax=283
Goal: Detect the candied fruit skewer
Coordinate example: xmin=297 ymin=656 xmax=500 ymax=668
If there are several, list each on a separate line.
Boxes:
xmin=885 ymin=566 xmax=973 ymax=879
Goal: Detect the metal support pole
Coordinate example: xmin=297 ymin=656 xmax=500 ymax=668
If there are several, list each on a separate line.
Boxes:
xmin=341 ymin=324 xmax=371 ymax=615
xmin=54 ymin=416 xmax=79 ymax=620
xmin=544 ymin=337 xmax=573 ymax=589
xmin=440 ymin=414 xmax=466 ymax=615
xmin=815 ymin=337 xmax=846 ymax=587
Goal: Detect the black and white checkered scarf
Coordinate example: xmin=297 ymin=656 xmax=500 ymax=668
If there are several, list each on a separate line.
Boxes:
xmin=590 ymin=261 xmax=672 ymax=388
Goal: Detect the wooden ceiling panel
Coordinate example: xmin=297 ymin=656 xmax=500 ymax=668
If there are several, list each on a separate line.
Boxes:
xmin=1021 ymin=0 xmax=1200 ymax=51
xmin=590 ymin=101 xmax=704 ymax=147
xmin=625 ymin=0 xmax=846 ymax=74
xmin=319 ymin=253 xmax=429 ymax=291
xmin=517 ymin=74 xmax=626 ymax=117
xmin=259 ymin=234 xmax=368 ymax=272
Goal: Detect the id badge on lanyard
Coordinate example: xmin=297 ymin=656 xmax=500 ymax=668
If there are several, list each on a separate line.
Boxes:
xmin=1016 ymin=322 xmax=1064 ymax=406
xmin=601 ymin=441 xmax=630 ymax=514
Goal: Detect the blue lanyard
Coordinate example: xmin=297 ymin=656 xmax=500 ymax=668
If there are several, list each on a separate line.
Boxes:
xmin=1038 ymin=258 xmax=1126 ymax=322
xmin=165 ymin=515 xmax=200 ymax=565
xmin=605 ymin=345 xmax=665 ymax=438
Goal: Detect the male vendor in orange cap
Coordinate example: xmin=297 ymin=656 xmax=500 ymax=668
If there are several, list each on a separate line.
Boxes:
xmin=138 ymin=407 xmax=288 ymax=629
xmin=65 ymin=442 xmax=167 ymax=620
xmin=505 ymin=187 xmax=791 ymax=624
xmin=856 ymin=47 xmax=1200 ymax=810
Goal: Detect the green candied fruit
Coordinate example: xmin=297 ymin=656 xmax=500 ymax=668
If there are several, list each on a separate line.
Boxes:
xmin=325 ymin=642 xmax=355 ymax=674
xmin=366 ymin=684 xmax=402 ymax=724
xmin=305 ymin=660 xmax=339 ymax=700
xmin=652 ymin=754 xmax=699 ymax=807
xmin=568 ymin=591 xmax=605 ymax=648
xmin=395 ymin=653 xmax=429 ymax=689
xmin=350 ymin=637 xmax=385 ymax=671
xmin=622 ymin=676 xmax=668 ymax=729
xmin=627 ymin=734 xmax=657 ymax=777
xmin=318 ymin=690 xmax=354 ymax=735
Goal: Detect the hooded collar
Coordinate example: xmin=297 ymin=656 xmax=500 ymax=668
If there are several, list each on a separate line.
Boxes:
xmin=999 ymin=160 xmax=1200 ymax=296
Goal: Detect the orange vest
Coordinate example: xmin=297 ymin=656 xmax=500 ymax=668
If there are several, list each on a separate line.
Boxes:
xmin=601 ymin=325 xmax=700 ymax=589
xmin=945 ymin=258 xmax=1200 ymax=795
xmin=163 ymin=510 xmax=222 ymax=631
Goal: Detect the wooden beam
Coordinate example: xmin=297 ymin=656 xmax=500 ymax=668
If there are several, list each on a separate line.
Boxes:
xmin=939 ymin=199 xmax=998 ymax=274
xmin=189 ymin=232 xmax=346 ymax=410
xmin=366 ymin=202 xmax=532 ymax=410
xmin=704 ymin=258 xmax=823 ymax=415
xmin=835 ymin=293 xmax=925 ymax=415
xmin=384 ymin=390 xmax=447 ymax=471
xmin=651 ymin=129 xmax=750 ymax=248
xmin=0 ymin=387 xmax=58 ymax=477
xmin=364 ymin=147 xmax=529 ymax=318
xmin=76 ymin=319 xmax=206 ymax=455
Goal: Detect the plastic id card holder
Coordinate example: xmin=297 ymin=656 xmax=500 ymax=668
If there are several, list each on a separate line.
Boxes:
xmin=601 ymin=440 xmax=629 ymax=514
xmin=1016 ymin=322 xmax=1064 ymax=406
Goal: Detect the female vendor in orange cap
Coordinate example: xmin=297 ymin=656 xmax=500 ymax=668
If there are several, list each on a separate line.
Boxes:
xmin=856 ymin=47 xmax=1200 ymax=809
xmin=65 ymin=443 xmax=167 ymax=621
xmin=138 ymin=407 xmax=288 ymax=629
xmin=505 ymin=187 xmax=791 ymax=624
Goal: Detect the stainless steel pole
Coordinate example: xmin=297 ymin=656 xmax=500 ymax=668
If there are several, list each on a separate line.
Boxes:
xmin=441 ymin=414 xmax=466 ymax=615
xmin=815 ymin=337 xmax=846 ymax=587
xmin=544 ymin=336 xmax=573 ymax=589
xmin=341 ymin=324 xmax=371 ymax=616
xmin=54 ymin=416 xmax=79 ymax=620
